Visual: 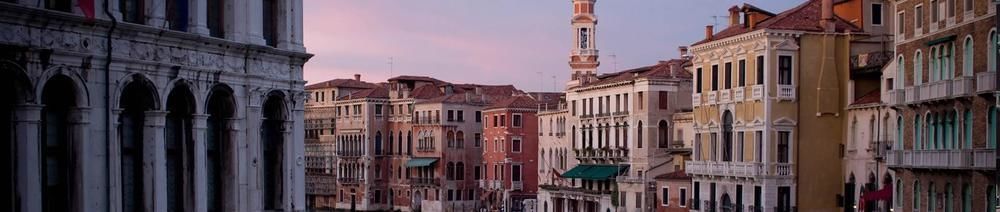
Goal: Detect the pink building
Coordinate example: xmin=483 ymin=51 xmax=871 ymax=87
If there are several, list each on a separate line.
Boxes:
xmin=481 ymin=96 xmax=542 ymax=211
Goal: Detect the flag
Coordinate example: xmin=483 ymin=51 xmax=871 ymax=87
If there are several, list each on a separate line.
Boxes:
xmin=79 ymin=0 xmax=95 ymax=20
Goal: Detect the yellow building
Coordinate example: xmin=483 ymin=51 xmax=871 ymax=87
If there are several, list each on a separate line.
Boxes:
xmin=686 ymin=1 xmax=867 ymax=211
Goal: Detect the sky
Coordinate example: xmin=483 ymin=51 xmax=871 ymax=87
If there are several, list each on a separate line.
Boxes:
xmin=302 ymin=0 xmax=802 ymax=92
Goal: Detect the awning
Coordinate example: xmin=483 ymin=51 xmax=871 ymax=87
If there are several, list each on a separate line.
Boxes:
xmin=925 ymin=35 xmax=957 ymax=46
xmin=405 ymin=158 xmax=438 ymax=167
xmin=560 ymin=164 xmax=629 ymax=180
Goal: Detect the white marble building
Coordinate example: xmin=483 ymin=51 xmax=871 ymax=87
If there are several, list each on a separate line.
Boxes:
xmin=0 ymin=0 xmax=311 ymax=211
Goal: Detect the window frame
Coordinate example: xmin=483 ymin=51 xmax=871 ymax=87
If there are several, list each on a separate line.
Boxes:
xmin=871 ymin=2 xmax=884 ymax=26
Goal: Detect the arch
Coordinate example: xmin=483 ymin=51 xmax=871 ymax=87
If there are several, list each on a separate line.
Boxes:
xmin=165 ymin=80 xmax=197 ymax=212
xmin=205 ymin=83 xmax=237 ymax=212
xmin=846 ymin=174 xmax=857 ymax=211
xmin=35 ymin=65 xmax=89 ymax=106
xmin=446 ymin=130 xmax=455 ymax=148
xmin=456 ymin=131 xmax=465 ymax=148
xmin=897 ymin=55 xmax=906 ymax=88
xmin=117 ymin=73 xmax=163 ymax=212
xmin=0 ymin=60 xmax=33 ymax=209
xmin=375 ymin=131 xmax=383 ymax=155
xmin=261 ymin=91 xmax=288 ymax=210
xmin=914 ymin=50 xmax=924 ymax=85
xmin=658 ymin=120 xmax=670 ymax=148
xmin=407 ymin=131 xmax=413 ymax=155
xmin=161 ymin=78 xmax=201 ymax=113
xmin=722 ymin=111 xmax=734 ymax=162
xmin=39 ymin=74 xmax=80 ymax=211
xmin=990 ymin=29 xmax=997 ymax=72
xmin=930 ymin=47 xmax=939 ymax=81
xmin=637 ymin=121 xmax=643 ymax=148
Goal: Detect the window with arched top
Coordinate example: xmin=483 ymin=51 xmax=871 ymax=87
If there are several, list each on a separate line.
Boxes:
xmin=991 ymin=30 xmax=998 ymax=72
xmin=897 ymin=55 xmax=906 ymax=88
xmin=375 ymin=131 xmax=383 ymax=155
xmin=915 ymin=51 xmax=924 ymax=85
xmin=658 ymin=120 xmax=670 ymax=148
xmin=637 ymin=121 xmax=644 ymax=148
xmin=447 ymin=131 xmax=455 ymax=148
xmin=721 ymin=112 xmax=733 ymax=162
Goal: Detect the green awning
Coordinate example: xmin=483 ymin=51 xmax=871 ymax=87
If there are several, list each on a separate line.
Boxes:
xmin=405 ymin=158 xmax=438 ymax=167
xmin=925 ymin=35 xmax=957 ymax=46
xmin=560 ymin=164 xmax=629 ymax=180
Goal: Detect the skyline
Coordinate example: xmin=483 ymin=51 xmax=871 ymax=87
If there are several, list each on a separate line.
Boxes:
xmin=302 ymin=0 xmax=800 ymax=92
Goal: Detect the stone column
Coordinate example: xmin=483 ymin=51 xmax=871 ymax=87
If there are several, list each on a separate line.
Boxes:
xmin=145 ymin=0 xmax=166 ymax=28
xmin=291 ymin=104 xmax=306 ymax=211
xmin=245 ymin=104 xmax=261 ymax=212
xmin=191 ymin=114 xmax=209 ymax=212
xmin=109 ymin=109 xmax=124 ymax=212
xmin=14 ymin=104 xmax=42 ymax=212
xmin=275 ymin=0 xmax=293 ymax=49
xmin=282 ymin=120 xmax=294 ymax=210
xmin=226 ymin=118 xmax=246 ymax=212
xmin=291 ymin=0 xmax=304 ymax=50
xmin=226 ymin=0 xmax=247 ymax=42
xmin=68 ymin=107 xmax=93 ymax=211
xmin=143 ymin=110 xmax=168 ymax=212
xmin=245 ymin=0 xmax=266 ymax=45
xmin=188 ymin=0 xmax=210 ymax=35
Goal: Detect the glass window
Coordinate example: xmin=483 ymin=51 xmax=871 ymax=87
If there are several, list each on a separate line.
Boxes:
xmin=513 ymin=114 xmax=522 ymax=127
xmin=711 ymin=65 xmax=719 ymax=91
xmin=872 ymin=3 xmax=883 ymax=25
xmin=662 ymin=187 xmax=670 ymax=206
xmin=738 ymin=59 xmax=746 ymax=87
xmin=756 ymin=56 xmax=765 ymax=84
xmin=778 ymin=56 xmax=793 ymax=85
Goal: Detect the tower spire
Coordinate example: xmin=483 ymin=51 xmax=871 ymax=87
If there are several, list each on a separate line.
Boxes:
xmin=567 ymin=0 xmax=599 ymax=87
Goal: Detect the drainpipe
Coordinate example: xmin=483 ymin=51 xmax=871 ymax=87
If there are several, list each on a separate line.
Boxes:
xmin=102 ymin=0 xmax=117 ymax=208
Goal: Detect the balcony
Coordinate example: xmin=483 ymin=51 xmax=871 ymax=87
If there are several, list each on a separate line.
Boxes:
xmin=511 ymin=181 xmax=524 ymax=191
xmin=919 ymin=84 xmax=933 ymax=101
xmin=337 ymin=178 xmax=362 ymax=185
xmin=692 ymin=93 xmax=702 ymax=106
xmin=719 ymin=89 xmax=731 ymax=103
xmin=337 ymin=150 xmax=363 ymax=158
xmin=615 ymin=176 xmax=645 ymax=183
xmin=905 ymin=86 xmax=921 ymax=104
xmin=886 ymin=149 xmax=995 ymax=170
xmin=952 ymin=76 xmax=975 ymax=97
xmin=492 ymin=180 xmax=503 ymax=190
xmin=412 ymin=178 xmax=439 ymax=186
xmin=575 ymin=148 xmax=629 ymax=162
xmin=416 ymin=146 xmax=435 ymax=152
xmin=923 ymin=80 xmax=953 ymax=101
xmin=750 ymin=84 xmax=764 ymax=100
xmin=977 ymin=71 xmax=996 ymax=93
xmin=478 ymin=180 xmax=486 ymax=188
xmin=777 ymin=84 xmax=795 ymax=101
xmin=734 ymin=87 xmax=745 ymax=102
xmin=707 ymin=91 xmax=718 ymax=104
xmin=686 ymin=161 xmax=793 ymax=177
xmin=885 ymin=89 xmax=905 ymax=106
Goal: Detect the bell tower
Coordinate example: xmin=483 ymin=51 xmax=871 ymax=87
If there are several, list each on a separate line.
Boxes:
xmin=567 ymin=0 xmax=599 ymax=87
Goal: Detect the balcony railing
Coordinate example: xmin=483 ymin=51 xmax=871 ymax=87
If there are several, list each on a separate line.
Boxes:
xmin=977 ymin=71 xmax=996 ymax=93
xmin=615 ymin=176 xmax=645 ymax=183
xmin=478 ymin=180 xmax=486 ymax=188
xmin=574 ymin=148 xmax=629 ymax=162
xmin=952 ymin=76 xmax=975 ymax=97
xmin=686 ymin=161 xmax=793 ymax=177
xmin=919 ymin=84 xmax=933 ymax=101
xmin=416 ymin=146 xmax=435 ymax=152
xmin=492 ymin=180 xmax=503 ymax=190
xmin=885 ymin=89 xmax=905 ymax=106
xmin=707 ymin=91 xmax=718 ymax=104
xmin=692 ymin=93 xmax=702 ymax=106
xmin=886 ymin=149 xmax=995 ymax=170
xmin=412 ymin=178 xmax=439 ymax=186
xmin=573 ymin=49 xmax=599 ymax=56
xmin=905 ymin=86 xmax=921 ymax=104
xmin=719 ymin=89 xmax=731 ymax=103
xmin=777 ymin=84 xmax=795 ymax=100
xmin=512 ymin=181 xmax=524 ymax=191
xmin=337 ymin=178 xmax=362 ymax=185
xmin=337 ymin=150 xmax=363 ymax=157
xmin=734 ymin=87 xmax=745 ymax=102
xmin=750 ymin=84 xmax=764 ymax=100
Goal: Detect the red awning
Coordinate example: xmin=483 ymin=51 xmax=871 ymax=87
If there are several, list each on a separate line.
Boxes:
xmin=859 ymin=183 xmax=894 ymax=208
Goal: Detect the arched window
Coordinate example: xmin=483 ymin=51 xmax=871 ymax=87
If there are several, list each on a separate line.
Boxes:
xmin=41 ymin=76 xmax=79 ymax=212
xmin=851 ymin=117 xmax=858 ymax=150
xmin=261 ymin=93 xmax=287 ymax=210
xmin=896 ymin=179 xmax=903 ymax=207
xmin=398 ymin=131 xmax=403 ymax=155
xmin=637 ymin=121 xmax=644 ymax=148
xmin=931 ymin=47 xmax=939 ymax=81
xmin=597 ymin=124 xmax=603 ymax=148
xmin=897 ymin=116 xmax=904 ymax=149
xmin=456 ymin=131 xmax=465 ymax=148
xmin=447 ymin=130 xmax=455 ymax=148
xmin=929 ymin=182 xmax=937 ymax=211
xmin=206 ymin=85 xmax=236 ymax=212
xmin=915 ymin=51 xmax=924 ymax=85
xmin=964 ymin=37 xmax=973 ymax=76
xmin=388 ymin=130 xmax=394 ymax=155
xmin=915 ymin=114 xmax=922 ymax=150
xmin=119 ymin=77 xmax=159 ymax=212
xmin=456 ymin=162 xmax=465 ymax=180
xmin=991 ymin=107 xmax=998 ymax=148
xmin=446 ymin=162 xmax=455 ymax=180
xmin=722 ymin=112 xmax=733 ymax=162
xmin=166 ymin=84 xmax=196 ymax=212
xmin=990 ymin=30 xmax=997 ymax=72
xmin=914 ymin=180 xmax=921 ymax=211
xmin=375 ymin=131 xmax=383 ymax=155
xmin=898 ymin=55 xmax=906 ymax=88
xmin=962 ymin=183 xmax=971 ymax=212
xmin=965 ymin=109 xmax=973 ymax=149
xmin=945 ymin=183 xmax=954 ymax=212
xmin=658 ymin=120 xmax=670 ymax=148
xmin=571 ymin=126 xmax=577 ymax=149
xmin=407 ymin=131 xmax=413 ymax=155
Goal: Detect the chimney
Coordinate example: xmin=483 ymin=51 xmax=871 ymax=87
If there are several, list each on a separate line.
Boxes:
xmin=678 ymin=46 xmax=689 ymax=58
xmin=748 ymin=12 xmax=758 ymax=29
xmin=728 ymin=6 xmax=741 ymax=27
xmin=354 ymin=74 xmax=361 ymax=81
xmin=705 ymin=25 xmax=714 ymax=40
xmin=821 ymin=0 xmax=834 ymax=32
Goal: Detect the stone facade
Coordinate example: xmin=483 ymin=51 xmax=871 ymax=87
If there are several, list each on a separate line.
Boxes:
xmin=0 ymin=0 xmax=310 ymax=211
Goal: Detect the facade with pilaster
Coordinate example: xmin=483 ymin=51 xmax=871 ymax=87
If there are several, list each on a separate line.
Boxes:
xmin=0 ymin=0 xmax=311 ymax=211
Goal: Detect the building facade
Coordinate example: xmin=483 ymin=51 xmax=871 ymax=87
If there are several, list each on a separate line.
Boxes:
xmin=0 ymin=0 xmax=311 ymax=211
xmin=482 ymin=96 xmax=542 ymax=212
xmin=686 ymin=0 xmax=884 ymax=211
xmin=885 ymin=0 xmax=998 ymax=211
